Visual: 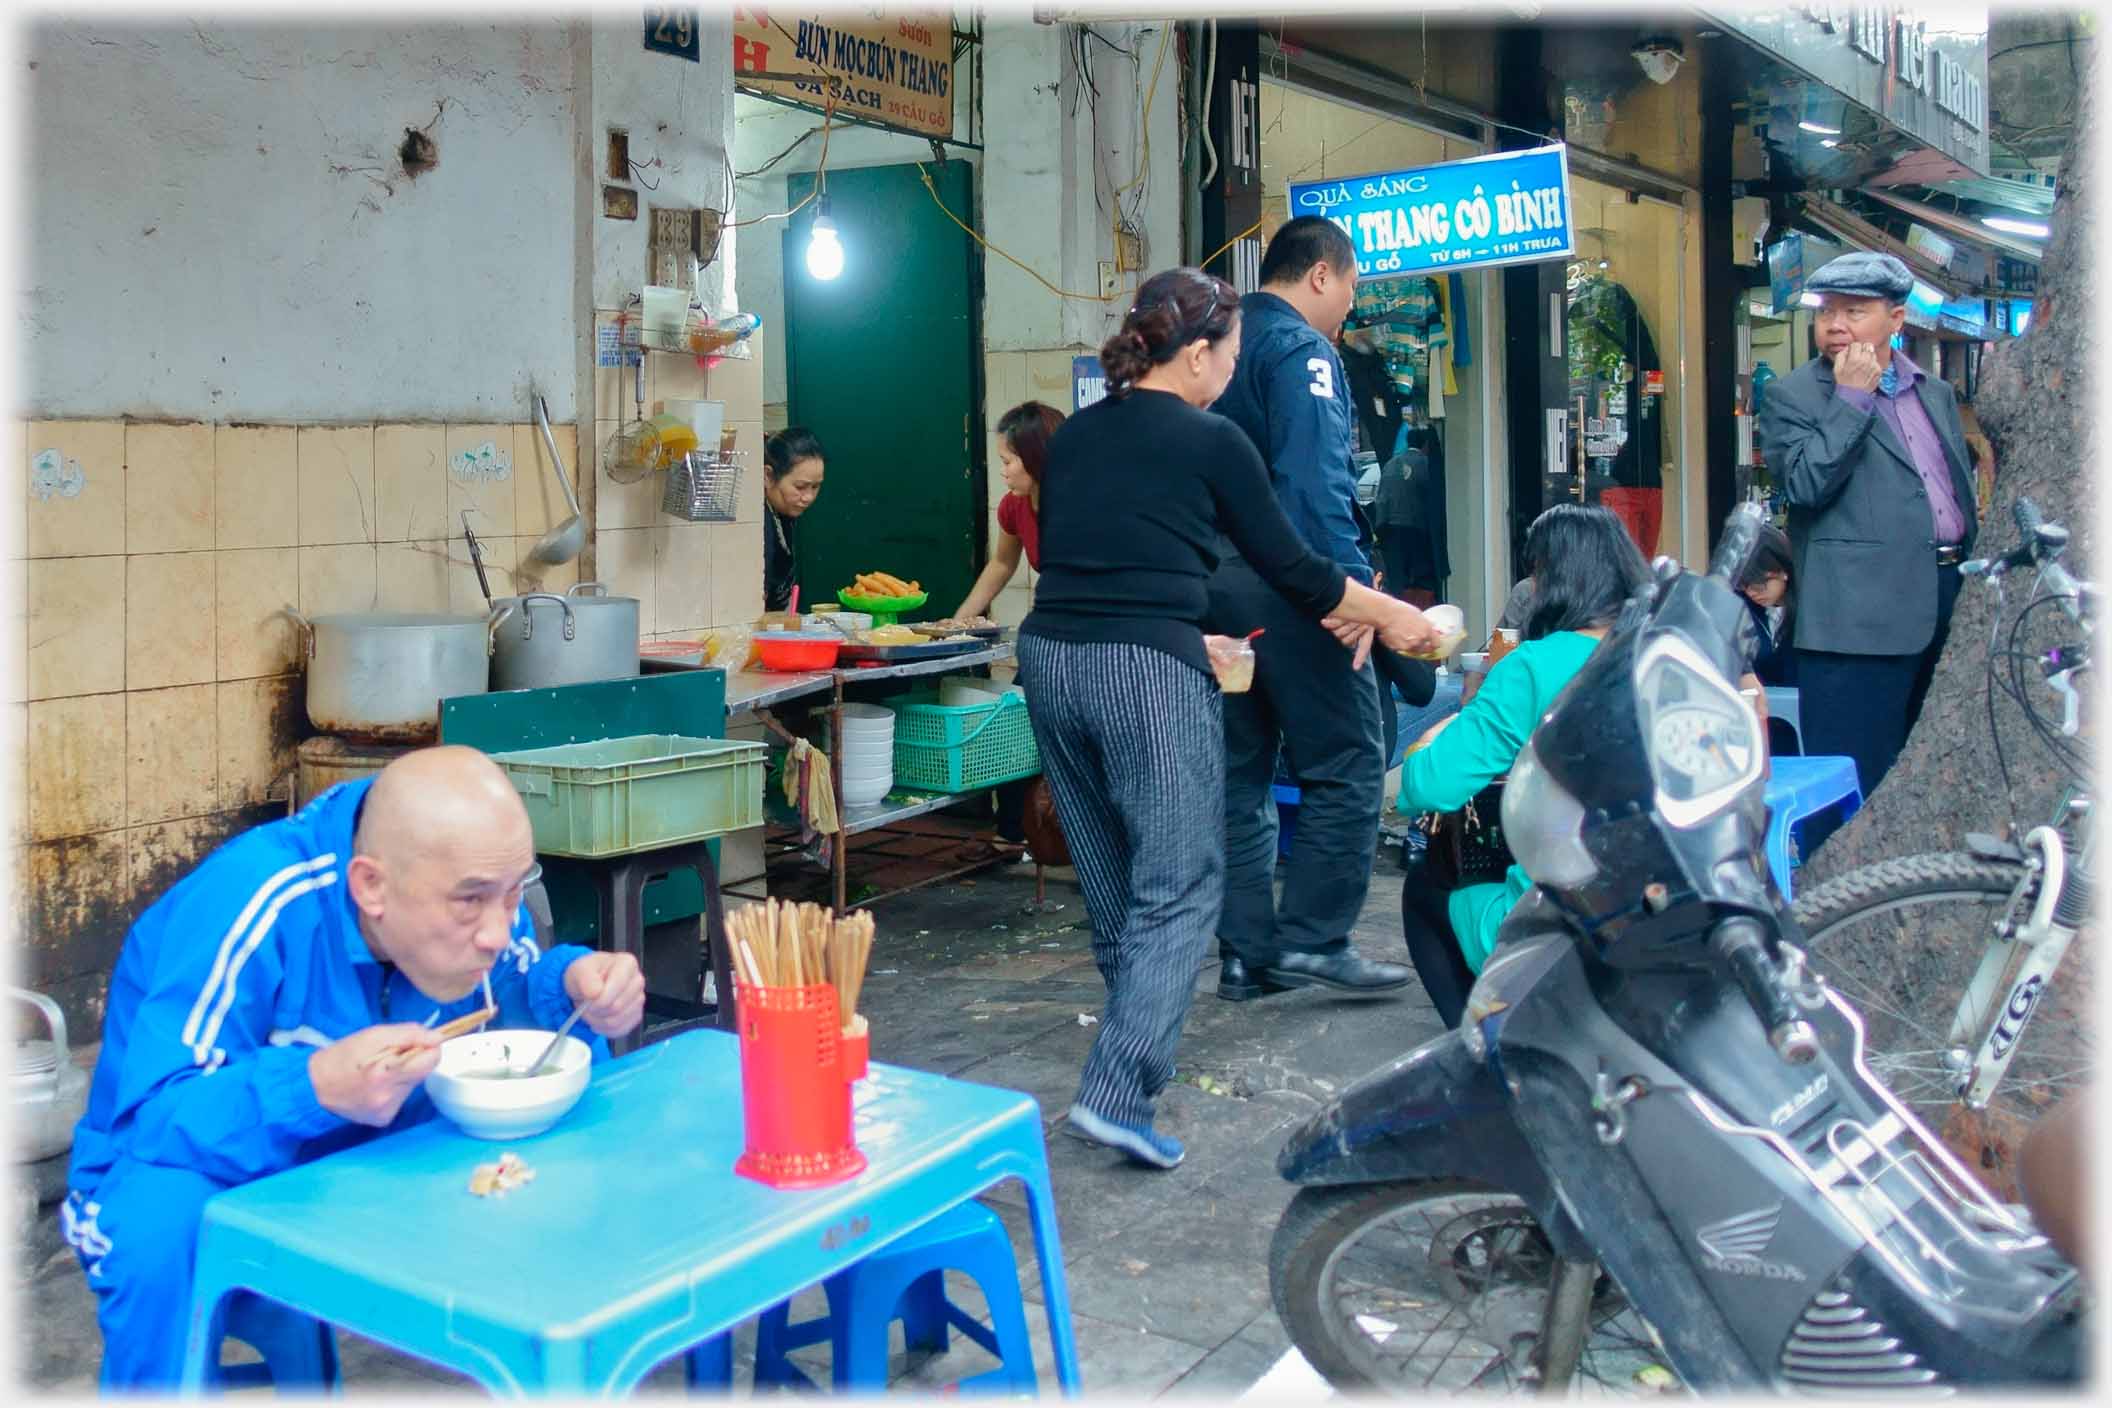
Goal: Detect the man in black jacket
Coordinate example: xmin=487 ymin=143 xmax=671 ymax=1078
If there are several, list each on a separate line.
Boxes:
xmin=1206 ymin=217 xmax=1415 ymax=1001
xmin=1756 ymin=251 xmax=1977 ymax=798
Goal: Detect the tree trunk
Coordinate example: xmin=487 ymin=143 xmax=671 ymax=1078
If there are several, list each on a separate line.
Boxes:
xmin=1797 ymin=76 xmax=2094 ymax=1193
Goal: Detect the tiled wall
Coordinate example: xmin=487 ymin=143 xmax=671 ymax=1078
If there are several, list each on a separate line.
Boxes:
xmin=590 ymin=318 xmax=767 ymax=640
xmin=15 ymin=329 xmax=765 ymax=1034
xmin=13 ymin=416 xmax=581 ymax=1031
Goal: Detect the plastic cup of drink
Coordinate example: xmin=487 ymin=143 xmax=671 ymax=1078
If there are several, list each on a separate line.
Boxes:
xmin=1210 ymin=638 xmax=1257 ymax=693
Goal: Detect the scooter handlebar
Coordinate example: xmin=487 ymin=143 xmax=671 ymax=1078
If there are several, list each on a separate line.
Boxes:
xmin=1712 ymin=916 xmax=1819 ymax=1064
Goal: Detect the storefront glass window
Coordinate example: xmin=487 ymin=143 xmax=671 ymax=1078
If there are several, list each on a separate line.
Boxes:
xmin=1559 ymin=175 xmax=1687 ymax=557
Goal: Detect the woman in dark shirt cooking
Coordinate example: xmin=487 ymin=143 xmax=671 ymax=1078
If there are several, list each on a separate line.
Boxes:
xmin=762 ymin=428 xmax=825 ymax=614
xmin=1021 ymin=267 xmax=1440 ymax=1169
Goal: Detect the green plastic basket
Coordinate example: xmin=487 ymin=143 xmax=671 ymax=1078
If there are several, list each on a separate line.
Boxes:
xmin=888 ymin=689 xmax=1042 ymax=793
xmin=490 ymin=735 xmax=768 ymax=858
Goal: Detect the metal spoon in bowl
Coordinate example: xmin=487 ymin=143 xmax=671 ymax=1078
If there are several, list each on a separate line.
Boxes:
xmin=522 ymin=1004 xmax=587 ymax=1079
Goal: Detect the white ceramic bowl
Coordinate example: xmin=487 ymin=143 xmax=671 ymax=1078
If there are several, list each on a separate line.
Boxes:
xmin=841 ymin=773 xmax=893 ymax=806
xmin=424 ymin=1030 xmax=591 ymax=1141
xmin=840 ymin=703 xmax=894 ymax=723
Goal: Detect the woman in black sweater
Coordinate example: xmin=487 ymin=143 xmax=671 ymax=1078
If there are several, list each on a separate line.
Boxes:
xmin=1021 ymin=267 xmax=1439 ymax=1169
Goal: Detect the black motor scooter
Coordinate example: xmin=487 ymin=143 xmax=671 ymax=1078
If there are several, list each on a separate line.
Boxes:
xmin=1268 ymin=504 xmax=2086 ymax=1393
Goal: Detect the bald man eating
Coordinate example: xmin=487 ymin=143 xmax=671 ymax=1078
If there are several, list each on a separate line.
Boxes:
xmin=61 ymin=746 xmax=645 ymax=1388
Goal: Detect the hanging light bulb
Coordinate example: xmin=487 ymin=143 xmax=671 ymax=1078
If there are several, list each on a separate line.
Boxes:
xmin=806 ymin=194 xmax=845 ymax=281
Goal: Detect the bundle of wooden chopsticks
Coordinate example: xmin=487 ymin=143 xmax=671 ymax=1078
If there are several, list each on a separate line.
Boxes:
xmin=359 ymin=1005 xmax=497 ymax=1071
xmin=727 ymin=899 xmax=876 ymax=1033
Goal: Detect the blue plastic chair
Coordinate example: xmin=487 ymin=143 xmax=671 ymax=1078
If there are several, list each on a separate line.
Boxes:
xmin=753 ymin=1201 xmax=1037 ymax=1394
xmin=1764 ymin=755 xmax=1862 ymax=901
xmin=215 ymin=1292 xmax=341 ymax=1391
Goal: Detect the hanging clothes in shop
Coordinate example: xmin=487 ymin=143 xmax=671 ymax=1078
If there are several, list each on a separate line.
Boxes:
xmin=1339 ymin=341 xmax=1407 ymax=461
xmin=1566 ymin=274 xmax=1665 ymax=553
xmin=1349 ymin=276 xmax=1447 ymax=407
xmin=1372 ymin=427 xmax=1449 ymax=606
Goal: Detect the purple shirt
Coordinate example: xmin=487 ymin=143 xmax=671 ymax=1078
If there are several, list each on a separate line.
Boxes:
xmin=1836 ymin=358 xmax=1967 ymax=544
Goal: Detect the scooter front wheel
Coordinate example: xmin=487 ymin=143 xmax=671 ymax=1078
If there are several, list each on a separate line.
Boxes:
xmin=1269 ymin=1179 xmax=1674 ymax=1396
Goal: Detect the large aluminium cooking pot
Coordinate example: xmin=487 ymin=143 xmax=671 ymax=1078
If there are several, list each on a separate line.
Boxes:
xmin=287 ymin=606 xmax=511 ymax=743
xmin=489 ymin=583 xmax=641 ymax=691
xmin=11 ymin=988 xmax=90 ymax=1165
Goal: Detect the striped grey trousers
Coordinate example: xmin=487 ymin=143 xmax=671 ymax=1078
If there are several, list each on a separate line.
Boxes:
xmin=1017 ymin=634 xmax=1224 ymax=1128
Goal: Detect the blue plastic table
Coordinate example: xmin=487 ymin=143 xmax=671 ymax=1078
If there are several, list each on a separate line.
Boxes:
xmin=179 ymin=1031 xmax=1081 ymax=1395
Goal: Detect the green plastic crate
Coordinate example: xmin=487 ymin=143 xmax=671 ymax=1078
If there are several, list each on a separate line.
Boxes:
xmin=887 ymin=689 xmax=1042 ymax=794
xmin=490 ymin=735 xmax=768 ymax=859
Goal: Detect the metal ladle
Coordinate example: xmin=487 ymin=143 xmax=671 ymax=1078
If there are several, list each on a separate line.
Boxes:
xmin=527 ymin=391 xmax=586 ymax=566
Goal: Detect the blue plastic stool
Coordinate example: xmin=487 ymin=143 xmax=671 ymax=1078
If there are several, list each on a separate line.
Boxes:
xmin=1272 ymin=782 xmax=1302 ymax=859
xmin=754 ymin=1201 xmax=1037 ymax=1393
xmin=215 ymin=1292 xmax=342 ymax=1391
xmin=1764 ymin=755 xmax=1863 ymax=901
xmin=680 ymin=1332 xmax=734 ymax=1389
xmin=1272 ymin=681 xmax=1436 ymax=858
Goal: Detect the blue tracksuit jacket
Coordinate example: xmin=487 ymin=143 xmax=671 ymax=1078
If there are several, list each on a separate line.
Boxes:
xmin=1209 ymin=290 xmax=1374 ymax=584
xmin=66 ymin=778 xmax=602 ymax=1215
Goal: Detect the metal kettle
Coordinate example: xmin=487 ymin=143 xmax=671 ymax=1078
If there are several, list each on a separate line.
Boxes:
xmin=11 ymin=988 xmax=90 ymax=1164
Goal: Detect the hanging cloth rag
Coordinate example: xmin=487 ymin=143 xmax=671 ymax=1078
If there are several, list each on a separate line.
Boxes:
xmin=1446 ymin=272 xmax=1473 ymax=368
xmin=781 ymin=737 xmax=840 ymax=865
xmin=1431 ymin=276 xmax=1459 ymax=403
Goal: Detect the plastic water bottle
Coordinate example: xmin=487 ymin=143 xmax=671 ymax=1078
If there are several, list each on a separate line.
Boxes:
xmin=687 ymin=311 xmax=762 ymax=356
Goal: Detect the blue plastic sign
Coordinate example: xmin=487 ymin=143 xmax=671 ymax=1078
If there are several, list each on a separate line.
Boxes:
xmin=1073 ymin=355 xmax=1107 ymax=412
xmin=1288 ymin=144 xmax=1574 ymax=279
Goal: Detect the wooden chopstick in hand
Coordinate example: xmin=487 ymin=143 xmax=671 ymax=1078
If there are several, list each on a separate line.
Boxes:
xmin=359 ymin=1005 xmax=497 ymax=1071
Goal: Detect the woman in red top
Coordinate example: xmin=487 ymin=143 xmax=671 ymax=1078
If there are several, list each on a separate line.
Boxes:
xmin=953 ymin=401 xmax=1063 ymax=620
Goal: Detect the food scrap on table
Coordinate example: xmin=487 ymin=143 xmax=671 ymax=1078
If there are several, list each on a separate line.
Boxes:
xmin=468 ymin=1151 xmax=536 ymax=1197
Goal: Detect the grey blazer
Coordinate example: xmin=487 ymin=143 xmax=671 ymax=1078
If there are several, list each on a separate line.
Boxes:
xmin=1756 ymin=354 xmax=1977 ymax=657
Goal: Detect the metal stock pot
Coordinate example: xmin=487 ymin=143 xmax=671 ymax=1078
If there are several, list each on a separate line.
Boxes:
xmin=12 ymin=988 xmax=90 ymax=1164
xmin=489 ymin=583 xmax=641 ymax=691
xmin=286 ymin=607 xmax=510 ymax=742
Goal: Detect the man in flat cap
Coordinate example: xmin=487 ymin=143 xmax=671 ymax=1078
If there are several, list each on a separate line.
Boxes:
xmin=1757 ymin=250 xmax=1977 ymax=802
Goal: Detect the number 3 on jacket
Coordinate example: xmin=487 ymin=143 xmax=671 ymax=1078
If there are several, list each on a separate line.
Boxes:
xmin=1306 ymin=358 xmax=1336 ymax=399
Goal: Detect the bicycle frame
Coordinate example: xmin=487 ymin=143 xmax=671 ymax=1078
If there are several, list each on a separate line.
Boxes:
xmin=1943 ymin=514 xmax=2095 ymax=1109
xmin=1949 ymin=804 xmax=2093 ymax=1108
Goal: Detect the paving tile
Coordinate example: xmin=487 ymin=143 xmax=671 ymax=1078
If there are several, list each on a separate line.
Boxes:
xmin=1024 ymin=1194 xmax=1280 ymax=1352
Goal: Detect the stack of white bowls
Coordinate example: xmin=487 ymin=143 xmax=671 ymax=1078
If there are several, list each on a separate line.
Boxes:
xmin=837 ymin=702 xmax=895 ymax=807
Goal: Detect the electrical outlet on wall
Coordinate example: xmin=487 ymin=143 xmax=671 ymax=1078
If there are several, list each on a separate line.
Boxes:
xmin=1099 ymin=261 xmax=1118 ymax=299
xmin=1114 ymin=225 xmax=1145 ymax=273
xmin=649 ymin=207 xmax=699 ymax=291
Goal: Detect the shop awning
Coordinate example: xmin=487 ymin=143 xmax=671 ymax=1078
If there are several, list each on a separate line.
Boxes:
xmin=1856 ymin=188 xmax=2047 ymax=264
xmin=1784 ymin=198 xmax=2003 ymax=340
xmin=1794 ymin=198 xmax=1963 ymax=297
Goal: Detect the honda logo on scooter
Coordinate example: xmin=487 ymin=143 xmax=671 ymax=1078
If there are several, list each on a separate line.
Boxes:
xmin=1696 ymin=1204 xmax=1808 ymax=1282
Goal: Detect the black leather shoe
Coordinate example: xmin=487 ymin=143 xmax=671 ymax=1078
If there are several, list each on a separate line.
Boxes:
xmin=1217 ymin=955 xmax=1292 ymax=1002
xmin=1264 ymin=949 xmax=1415 ymax=995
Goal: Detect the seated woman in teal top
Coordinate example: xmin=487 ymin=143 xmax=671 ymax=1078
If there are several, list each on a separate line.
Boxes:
xmin=1397 ymin=504 xmax=1650 ymax=1027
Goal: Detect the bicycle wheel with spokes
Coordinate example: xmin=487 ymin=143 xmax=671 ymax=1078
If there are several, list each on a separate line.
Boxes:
xmin=1269 ymin=1179 xmax=1675 ymax=1396
xmin=1790 ymin=851 xmax=2093 ymax=1129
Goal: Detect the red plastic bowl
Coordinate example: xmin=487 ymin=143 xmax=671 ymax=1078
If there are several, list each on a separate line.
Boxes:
xmin=754 ymin=632 xmax=841 ymax=672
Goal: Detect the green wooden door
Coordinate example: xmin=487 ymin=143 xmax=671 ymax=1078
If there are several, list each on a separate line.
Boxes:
xmin=785 ymin=161 xmax=980 ymax=616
